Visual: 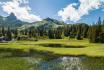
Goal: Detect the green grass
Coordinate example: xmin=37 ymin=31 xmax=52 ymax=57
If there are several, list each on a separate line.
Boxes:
xmin=82 ymin=57 xmax=104 ymax=70
xmin=0 ymin=57 xmax=31 ymax=70
xmin=0 ymin=39 xmax=104 ymax=70
xmin=0 ymin=38 xmax=104 ymax=57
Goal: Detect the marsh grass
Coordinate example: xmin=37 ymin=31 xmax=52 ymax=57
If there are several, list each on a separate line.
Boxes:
xmin=0 ymin=39 xmax=104 ymax=70
xmin=82 ymin=57 xmax=104 ymax=70
xmin=0 ymin=39 xmax=104 ymax=57
xmin=0 ymin=54 xmax=31 ymax=70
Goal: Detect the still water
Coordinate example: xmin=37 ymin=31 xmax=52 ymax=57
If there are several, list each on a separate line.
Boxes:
xmin=26 ymin=56 xmax=104 ymax=70
xmin=0 ymin=48 xmax=104 ymax=70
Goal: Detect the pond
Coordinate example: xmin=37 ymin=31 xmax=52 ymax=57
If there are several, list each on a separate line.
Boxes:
xmin=0 ymin=48 xmax=104 ymax=70
xmin=25 ymin=56 xmax=104 ymax=70
xmin=37 ymin=43 xmax=86 ymax=48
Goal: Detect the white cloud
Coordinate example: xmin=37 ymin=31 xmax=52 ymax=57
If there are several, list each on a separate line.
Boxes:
xmin=0 ymin=0 xmax=42 ymax=23
xmin=58 ymin=0 xmax=104 ymax=22
xmin=0 ymin=2 xmax=2 ymax=5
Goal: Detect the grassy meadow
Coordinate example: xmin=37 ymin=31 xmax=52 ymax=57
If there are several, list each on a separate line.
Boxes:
xmin=0 ymin=38 xmax=104 ymax=70
xmin=0 ymin=38 xmax=104 ymax=57
xmin=0 ymin=57 xmax=31 ymax=70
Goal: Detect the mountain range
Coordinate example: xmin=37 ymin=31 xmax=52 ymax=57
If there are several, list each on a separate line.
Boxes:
xmin=0 ymin=13 xmax=65 ymax=29
xmin=0 ymin=13 xmax=26 ymax=28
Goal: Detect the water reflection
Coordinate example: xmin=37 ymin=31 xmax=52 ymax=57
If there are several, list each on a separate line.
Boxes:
xmin=61 ymin=57 xmax=83 ymax=70
xmin=26 ymin=57 xmax=85 ymax=70
xmin=1 ymin=48 xmax=104 ymax=70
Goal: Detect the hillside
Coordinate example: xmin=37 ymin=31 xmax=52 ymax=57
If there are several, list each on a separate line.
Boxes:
xmin=19 ymin=17 xmax=65 ymax=30
xmin=0 ymin=13 xmax=26 ymax=28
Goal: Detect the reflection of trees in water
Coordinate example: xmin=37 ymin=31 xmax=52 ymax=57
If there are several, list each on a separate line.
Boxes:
xmin=1 ymin=48 xmax=104 ymax=70
xmin=27 ymin=57 xmax=85 ymax=70
xmin=61 ymin=57 xmax=84 ymax=70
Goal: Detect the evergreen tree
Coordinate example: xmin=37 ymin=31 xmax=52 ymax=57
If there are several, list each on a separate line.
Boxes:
xmin=2 ymin=26 xmax=5 ymax=36
xmin=28 ymin=29 xmax=32 ymax=38
xmin=64 ymin=25 xmax=70 ymax=37
xmin=76 ymin=25 xmax=82 ymax=40
xmin=55 ymin=27 xmax=63 ymax=39
xmin=48 ymin=29 xmax=55 ymax=39
xmin=70 ymin=25 xmax=76 ymax=38
xmin=82 ymin=24 xmax=89 ymax=38
xmin=6 ymin=27 xmax=12 ymax=41
xmin=89 ymin=24 xmax=98 ymax=43
xmin=96 ymin=17 xmax=102 ymax=42
xmin=14 ymin=29 xmax=18 ymax=39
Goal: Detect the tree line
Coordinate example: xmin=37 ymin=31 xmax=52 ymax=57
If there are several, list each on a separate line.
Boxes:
xmin=0 ymin=17 xmax=104 ymax=43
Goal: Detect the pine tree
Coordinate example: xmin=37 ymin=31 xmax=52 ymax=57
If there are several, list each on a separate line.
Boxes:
xmin=89 ymin=24 xmax=98 ymax=43
xmin=70 ymin=25 xmax=76 ymax=38
xmin=28 ymin=29 xmax=32 ymax=38
xmin=76 ymin=24 xmax=82 ymax=40
xmin=82 ymin=24 xmax=89 ymax=38
xmin=64 ymin=25 xmax=70 ymax=37
xmin=96 ymin=17 xmax=102 ymax=42
xmin=48 ymin=29 xmax=55 ymax=39
xmin=55 ymin=27 xmax=62 ymax=39
xmin=6 ymin=27 xmax=12 ymax=41
xmin=2 ymin=26 xmax=5 ymax=36
xmin=14 ymin=29 xmax=18 ymax=39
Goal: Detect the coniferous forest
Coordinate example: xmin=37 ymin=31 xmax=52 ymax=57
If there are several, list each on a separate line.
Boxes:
xmin=0 ymin=17 xmax=104 ymax=43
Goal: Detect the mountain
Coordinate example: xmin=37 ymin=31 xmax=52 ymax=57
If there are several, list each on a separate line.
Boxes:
xmin=19 ymin=17 xmax=65 ymax=30
xmin=0 ymin=13 xmax=66 ymax=30
xmin=0 ymin=13 xmax=26 ymax=28
xmin=6 ymin=13 xmax=17 ymax=21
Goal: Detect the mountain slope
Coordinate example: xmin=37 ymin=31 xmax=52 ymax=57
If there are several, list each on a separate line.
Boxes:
xmin=0 ymin=13 xmax=26 ymax=28
xmin=0 ymin=13 xmax=66 ymax=30
xmin=19 ymin=17 xmax=65 ymax=30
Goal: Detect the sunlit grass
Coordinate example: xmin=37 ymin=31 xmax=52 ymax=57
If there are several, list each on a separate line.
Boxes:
xmin=0 ymin=39 xmax=104 ymax=57
xmin=0 ymin=57 xmax=31 ymax=70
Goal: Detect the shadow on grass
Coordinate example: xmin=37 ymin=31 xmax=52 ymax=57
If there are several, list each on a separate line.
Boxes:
xmin=37 ymin=43 xmax=86 ymax=48
xmin=0 ymin=48 xmax=59 ymax=61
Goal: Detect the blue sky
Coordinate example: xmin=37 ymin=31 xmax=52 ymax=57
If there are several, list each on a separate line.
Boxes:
xmin=0 ymin=0 xmax=104 ymax=24
xmin=29 ymin=0 xmax=76 ymax=18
